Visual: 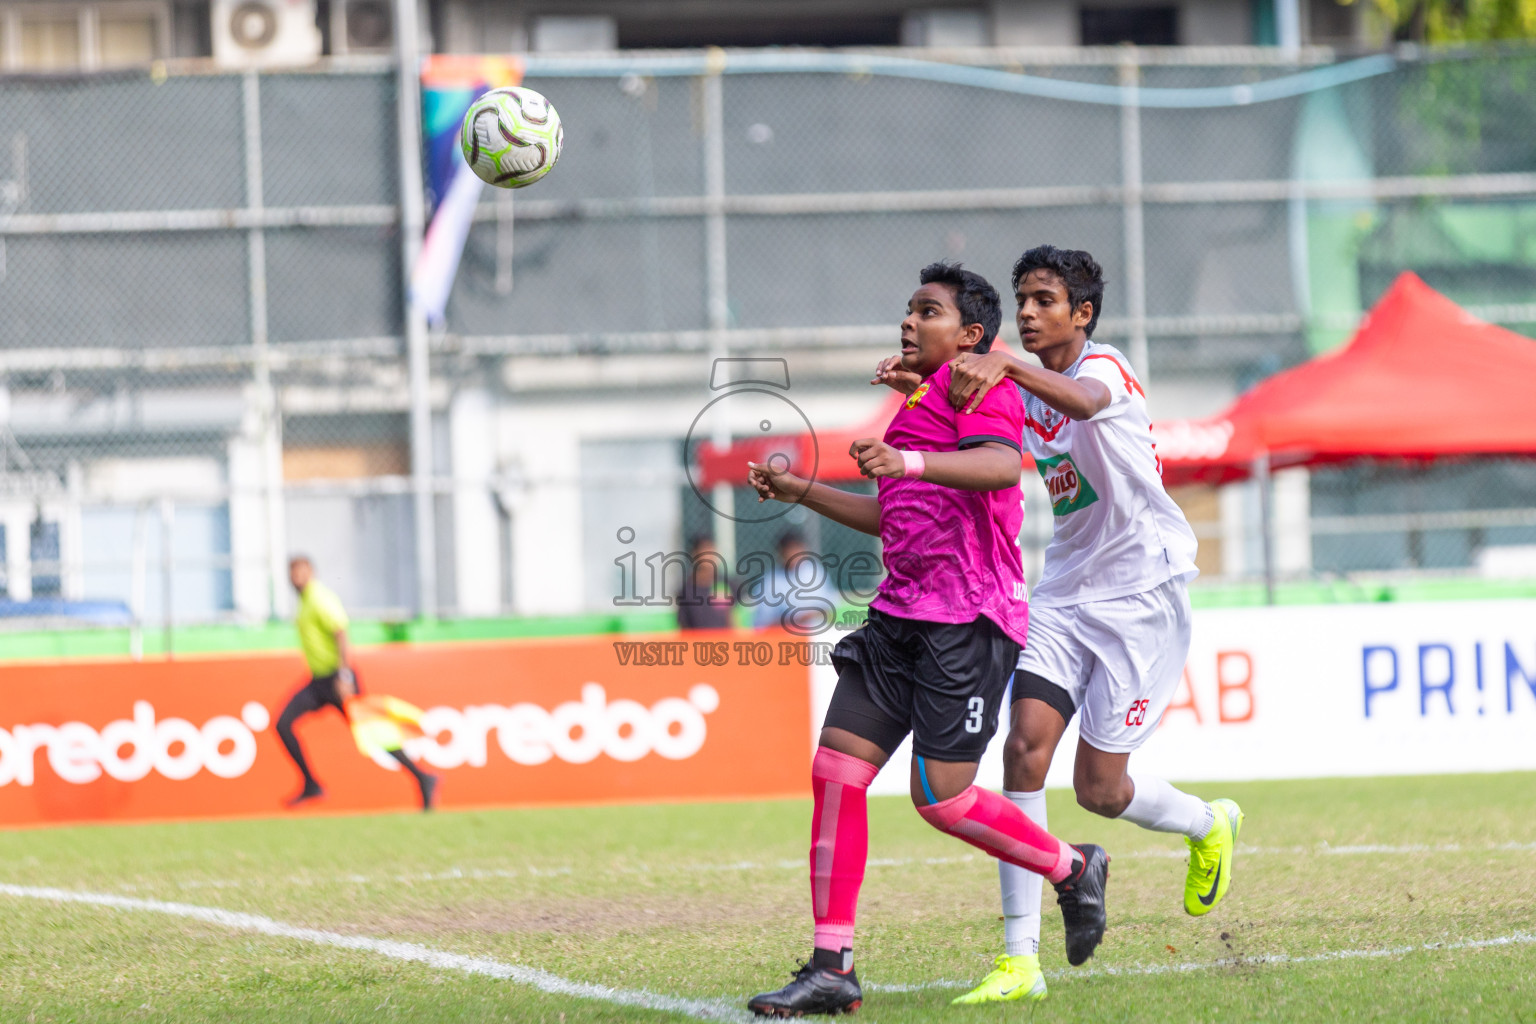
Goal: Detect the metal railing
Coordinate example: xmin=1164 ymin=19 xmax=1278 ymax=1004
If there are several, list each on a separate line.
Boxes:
xmin=1 ymin=45 xmax=1533 ymax=626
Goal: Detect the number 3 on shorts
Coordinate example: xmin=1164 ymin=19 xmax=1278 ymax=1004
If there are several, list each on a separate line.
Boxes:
xmin=964 ymin=696 xmax=985 ymax=734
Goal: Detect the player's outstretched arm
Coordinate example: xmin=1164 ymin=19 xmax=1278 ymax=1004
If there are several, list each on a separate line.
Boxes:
xmin=851 ymin=438 xmax=1019 ymax=492
xmin=747 ymin=460 xmax=882 ymax=536
xmin=949 ymin=351 xmax=1110 ymax=420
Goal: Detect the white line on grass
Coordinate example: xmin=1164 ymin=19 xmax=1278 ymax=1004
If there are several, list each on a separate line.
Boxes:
xmin=7 ymin=882 xmax=1533 ymax=1018
xmin=0 ymin=883 xmax=753 ymax=1024
xmin=865 ymin=929 xmax=1536 ymax=992
xmin=127 ymin=839 xmax=1536 ymax=894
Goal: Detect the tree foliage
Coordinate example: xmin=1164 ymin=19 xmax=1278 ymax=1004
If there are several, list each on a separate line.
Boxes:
xmin=1366 ymin=0 xmax=1536 ymax=42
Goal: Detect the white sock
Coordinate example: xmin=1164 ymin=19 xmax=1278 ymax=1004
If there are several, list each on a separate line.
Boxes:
xmin=1119 ymin=774 xmax=1214 ymax=840
xmin=999 ymin=788 xmax=1046 ymax=957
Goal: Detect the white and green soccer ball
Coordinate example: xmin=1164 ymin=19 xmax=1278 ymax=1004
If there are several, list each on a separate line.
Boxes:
xmin=460 ymin=86 xmax=563 ymax=189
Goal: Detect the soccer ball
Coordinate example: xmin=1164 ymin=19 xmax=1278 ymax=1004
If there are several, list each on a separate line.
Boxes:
xmin=460 ymin=86 xmax=564 ymax=189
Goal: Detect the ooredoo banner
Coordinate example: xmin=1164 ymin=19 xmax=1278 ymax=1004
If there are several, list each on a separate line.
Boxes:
xmin=0 ymin=634 xmax=812 ymax=827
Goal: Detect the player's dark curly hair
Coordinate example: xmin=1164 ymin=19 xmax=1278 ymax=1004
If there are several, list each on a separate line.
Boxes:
xmin=1011 ymin=245 xmax=1105 ymax=338
xmin=919 ymin=261 xmax=1001 ymax=354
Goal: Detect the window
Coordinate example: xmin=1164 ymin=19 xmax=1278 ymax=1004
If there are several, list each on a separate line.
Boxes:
xmin=0 ymin=4 xmax=168 ymax=71
xmin=30 ymin=518 xmax=60 ymax=599
xmin=19 ymin=11 xmax=81 ymax=69
xmin=531 ymin=15 xmax=615 ymax=52
xmin=1307 ymin=0 xmax=1356 ymax=43
xmin=902 ymin=9 xmax=989 ymax=47
xmin=616 ymin=14 xmax=902 ymax=49
xmin=99 ymin=11 xmax=157 ymax=66
xmin=1079 ymin=6 xmax=1180 ymax=45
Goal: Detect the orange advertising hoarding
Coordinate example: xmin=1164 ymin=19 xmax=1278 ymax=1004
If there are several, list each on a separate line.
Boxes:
xmin=0 ymin=633 xmax=813 ymax=828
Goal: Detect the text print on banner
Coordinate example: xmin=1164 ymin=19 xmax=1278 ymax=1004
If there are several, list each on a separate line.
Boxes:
xmin=0 ymin=635 xmax=812 ymax=828
xmin=1139 ymin=600 xmax=1536 ymax=783
xmin=817 ymin=599 xmax=1536 ymax=797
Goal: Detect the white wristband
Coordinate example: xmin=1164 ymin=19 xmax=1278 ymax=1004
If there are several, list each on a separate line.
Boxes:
xmin=901 ymin=450 xmax=926 ymax=479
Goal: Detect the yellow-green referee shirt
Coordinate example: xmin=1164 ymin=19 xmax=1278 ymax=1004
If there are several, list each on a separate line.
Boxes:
xmin=296 ymin=580 xmax=349 ymax=677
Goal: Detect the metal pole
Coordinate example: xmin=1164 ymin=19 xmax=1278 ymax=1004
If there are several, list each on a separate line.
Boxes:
xmin=495 ymin=188 xmax=514 ymax=295
xmin=1119 ymin=52 xmax=1150 ymax=386
xmin=129 ymin=502 xmax=146 ymax=661
xmin=702 ymin=52 xmax=735 ymax=565
xmin=703 ymin=52 xmax=729 ymax=338
xmin=159 ymin=498 xmax=174 ymax=659
xmin=243 ymin=71 xmax=284 ymax=622
xmin=1255 ymin=452 xmax=1275 ymax=605
xmin=1287 ymin=177 xmax=1310 ymax=336
xmin=1276 ymin=0 xmax=1302 ymax=60
xmin=395 ymin=0 xmax=437 ymax=618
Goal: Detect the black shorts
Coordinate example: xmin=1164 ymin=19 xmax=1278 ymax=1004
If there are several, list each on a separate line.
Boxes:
xmin=286 ymin=671 xmax=361 ymax=718
xmin=1011 ymin=669 xmax=1078 ymax=725
xmin=823 ymin=607 xmax=1021 ymax=762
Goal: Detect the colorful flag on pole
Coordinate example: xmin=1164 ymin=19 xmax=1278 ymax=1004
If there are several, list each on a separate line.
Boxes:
xmin=421 ymin=54 xmax=523 ymax=211
xmin=413 ymin=54 xmax=524 ymax=326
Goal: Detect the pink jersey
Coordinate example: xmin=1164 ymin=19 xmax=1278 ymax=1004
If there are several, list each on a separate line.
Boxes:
xmin=869 ymin=361 xmax=1029 ymax=646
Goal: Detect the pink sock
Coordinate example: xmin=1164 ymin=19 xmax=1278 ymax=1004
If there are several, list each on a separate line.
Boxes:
xmin=809 ymin=747 xmax=879 ymax=952
xmin=917 ymin=785 xmax=1077 ymax=883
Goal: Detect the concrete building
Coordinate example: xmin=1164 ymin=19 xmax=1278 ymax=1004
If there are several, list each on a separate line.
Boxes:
xmin=436 ymin=0 xmax=1372 ymax=51
xmin=0 ymin=0 xmax=1374 ymax=74
xmin=7 ymin=2 xmax=1521 ymax=630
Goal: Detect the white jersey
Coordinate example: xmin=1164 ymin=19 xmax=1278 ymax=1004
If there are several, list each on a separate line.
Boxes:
xmin=1020 ymin=341 xmax=1198 ymax=608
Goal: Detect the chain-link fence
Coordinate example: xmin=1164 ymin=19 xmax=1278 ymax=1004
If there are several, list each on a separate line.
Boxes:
xmin=1 ymin=47 xmax=1534 ymax=635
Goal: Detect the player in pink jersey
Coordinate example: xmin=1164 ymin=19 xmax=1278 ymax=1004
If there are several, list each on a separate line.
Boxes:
xmin=744 ymin=262 xmax=1110 ymax=1018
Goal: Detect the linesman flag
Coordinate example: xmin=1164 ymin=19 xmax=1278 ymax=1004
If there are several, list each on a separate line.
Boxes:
xmin=343 ymin=695 xmax=427 ymax=759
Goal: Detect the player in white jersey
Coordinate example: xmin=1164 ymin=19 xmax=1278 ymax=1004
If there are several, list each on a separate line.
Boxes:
xmin=876 ymin=246 xmax=1245 ymax=1005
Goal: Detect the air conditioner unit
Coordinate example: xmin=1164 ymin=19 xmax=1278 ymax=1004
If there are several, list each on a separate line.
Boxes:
xmin=332 ymin=0 xmax=394 ymax=55
xmin=212 ymin=0 xmax=322 ymax=69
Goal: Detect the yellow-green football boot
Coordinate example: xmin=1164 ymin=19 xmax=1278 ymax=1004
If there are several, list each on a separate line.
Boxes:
xmin=951 ymin=953 xmax=1048 ymax=1005
xmin=1184 ymin=798 xmax=1243 ymax=916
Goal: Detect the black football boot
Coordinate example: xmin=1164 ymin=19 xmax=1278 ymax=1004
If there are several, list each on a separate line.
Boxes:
xmin=748 ymin=952 xmax=862 ymax=1017
xmin=1053 ymin=843 xmax=1110 ymax=966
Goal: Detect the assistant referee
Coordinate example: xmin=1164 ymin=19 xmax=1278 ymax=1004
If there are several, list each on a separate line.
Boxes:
xmin=276 ymin=555 xmax=437 ymax=810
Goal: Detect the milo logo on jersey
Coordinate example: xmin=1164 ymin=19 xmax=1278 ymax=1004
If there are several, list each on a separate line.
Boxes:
xmin=1037 ymin=452 xmax=1100 ymax=515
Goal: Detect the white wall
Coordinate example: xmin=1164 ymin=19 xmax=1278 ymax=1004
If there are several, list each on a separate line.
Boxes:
xmin=992 ymin=0 xmax=1076 ymax=45
xmin=449 ymin=389 xmax=502 ymax=615
xmin=903 ymin=8 xmax=990 ymax=46
xmin=0 ymin=503 xmax=32 ymax=600
xmin=438 ymin=0 xmax=526 ymax=54
xmin=497 ymin=415 xmax=583 ymax=616
xmin=1181 ymin=0 xmax=1252 ymax=44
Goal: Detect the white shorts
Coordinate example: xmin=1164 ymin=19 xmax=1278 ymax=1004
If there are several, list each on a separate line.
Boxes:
xmin=1015 ymin=577 xmax=1192 ymax=754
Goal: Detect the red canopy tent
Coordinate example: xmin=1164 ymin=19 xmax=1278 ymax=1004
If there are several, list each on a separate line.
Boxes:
xmin=1154 ymin=273 xmax=1536 ymax=485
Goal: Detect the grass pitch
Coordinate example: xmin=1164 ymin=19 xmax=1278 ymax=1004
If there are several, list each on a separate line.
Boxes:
xmin=2 ymin=773 xmax=1534 ymax=1023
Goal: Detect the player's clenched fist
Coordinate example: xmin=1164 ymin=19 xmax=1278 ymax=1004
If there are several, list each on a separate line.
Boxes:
xmin=949 ymin=350 xmax=1014 ymax=413
xmin=747 ymin=460 xmax=809 ymax=503
xmin=850 ymin=438 xmax=906 ymax=479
